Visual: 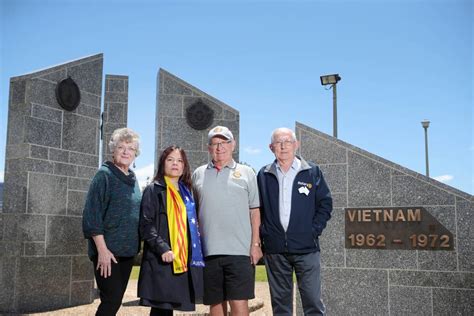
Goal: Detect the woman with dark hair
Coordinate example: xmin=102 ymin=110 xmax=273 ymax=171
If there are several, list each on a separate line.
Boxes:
xmin=138 ymin=145 xmax=204 ymax=315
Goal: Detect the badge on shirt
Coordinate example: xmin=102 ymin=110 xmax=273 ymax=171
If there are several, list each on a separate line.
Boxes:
xmin=297 ymin=181 xmax=312 ymax=196
xmin=233 ymin=171 xmax=241 ymax=178
xmin=298 ymin=185 xmax=310 ymax=196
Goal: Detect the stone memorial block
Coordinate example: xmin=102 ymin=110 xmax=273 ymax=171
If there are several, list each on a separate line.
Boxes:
xmin=102 ymin=75 xmax=129 ymax=163
xmin=1 ymin=54 xmax=103 ymax=313
xmin=295 ymin=121 xmax=473 ymax=315
xmin=155 ymin=69 xmax=239 ymax=171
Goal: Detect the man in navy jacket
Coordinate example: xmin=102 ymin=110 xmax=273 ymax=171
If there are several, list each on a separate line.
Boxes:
xmin=257 ymin=127 xmax=332 ymax=315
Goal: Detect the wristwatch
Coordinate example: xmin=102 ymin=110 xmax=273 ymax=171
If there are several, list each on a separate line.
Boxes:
xmin=253 ymin=242 xmax=261 ymax=247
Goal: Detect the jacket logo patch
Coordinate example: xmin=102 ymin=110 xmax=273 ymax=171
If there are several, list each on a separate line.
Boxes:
xmin=297 ymin=181 xmax=312 ymax=189
xmin=298 ymin=186 xmax=310 ymax=196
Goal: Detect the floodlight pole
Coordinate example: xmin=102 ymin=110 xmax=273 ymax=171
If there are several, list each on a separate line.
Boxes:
xmin=332 ymin=83 xmax=338 ymax=138
xmin=421 ymin=120 xmax=430 ymax=177
xmin=320 ymin=74 xmax=341 ymax=138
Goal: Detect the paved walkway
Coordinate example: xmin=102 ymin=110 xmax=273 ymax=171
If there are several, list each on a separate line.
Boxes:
xmin=28 ymin=281 xmax=274 ymax=316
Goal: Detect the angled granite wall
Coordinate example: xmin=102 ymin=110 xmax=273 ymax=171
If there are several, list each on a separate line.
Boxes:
xmin=0 ymin=55 xmax=103 ymax=313
xmin=101 ymin=75 xmax=129 ymax=163
xmin=155 ymin=69 xmax=239 ymax=171
xmin=296 ymin=122 xmax=473 ymax=315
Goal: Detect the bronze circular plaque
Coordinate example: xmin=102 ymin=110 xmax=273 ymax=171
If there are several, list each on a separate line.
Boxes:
xmin=55 ymin=77 xmax=81 ymax=111
xmin=186 ymin=100 xmax=214 ymax=130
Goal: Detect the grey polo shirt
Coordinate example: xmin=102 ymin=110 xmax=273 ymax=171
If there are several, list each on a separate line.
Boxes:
xmin=192 ymin=160 xmax=260 ymax=257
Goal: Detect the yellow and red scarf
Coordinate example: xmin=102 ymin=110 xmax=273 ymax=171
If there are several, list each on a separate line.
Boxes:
xmin=164 ymin=176 xmax=188 ymax=274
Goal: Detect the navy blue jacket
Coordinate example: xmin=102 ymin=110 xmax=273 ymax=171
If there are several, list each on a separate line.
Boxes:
xmin=138 ymin=180 xmax=203 ymax=305
xmin=257 ymin=158 xmax=332 ymax=254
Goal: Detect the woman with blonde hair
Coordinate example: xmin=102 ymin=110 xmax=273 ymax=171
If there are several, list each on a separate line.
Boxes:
xmin=83 ymin=127 xmax=142 ymax=316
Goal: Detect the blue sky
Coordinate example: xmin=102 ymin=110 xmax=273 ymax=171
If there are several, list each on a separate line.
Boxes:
xmin=1 ymin=0 xmax=472 ymax=194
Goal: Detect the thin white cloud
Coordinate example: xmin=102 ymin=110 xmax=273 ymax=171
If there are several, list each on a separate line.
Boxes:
xmin=0 ymin=170 xmax=3 ymax=182
xmin=134 ymin=163 xmax=155 ymax=189
xmin=433 ymin=175 xmax=454 ymax=183
xmin=244 ymin=146 xmax=262 ymax=155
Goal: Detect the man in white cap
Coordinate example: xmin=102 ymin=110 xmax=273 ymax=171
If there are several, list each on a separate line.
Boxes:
xmin=192 ymin=125 xmax=262 ymax=316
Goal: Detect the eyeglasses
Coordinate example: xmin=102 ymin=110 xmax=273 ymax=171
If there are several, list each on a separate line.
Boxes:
xmin=272 ymin=140 xmax=295 ymax=148
xmin=209 ymin=140 xmax=232 ymax=149
xmin=116 ymin=145 xmax=137 ymax=153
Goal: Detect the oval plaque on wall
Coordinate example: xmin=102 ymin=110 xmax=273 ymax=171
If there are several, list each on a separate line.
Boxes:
xmin=186 ymin=100 xmax=214 ymax=130
xmin=55 ymin=77 xmax=81 ymax=111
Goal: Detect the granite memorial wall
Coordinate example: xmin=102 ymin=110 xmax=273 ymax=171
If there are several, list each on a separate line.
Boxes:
xmin=101 ymin=74 xmax=129 ymax=163
xmin=1 ymin=54 xmax=105 ymax=313
xmin=295 ymin=122 xmax=473 ymax=315
xmin=155 ymin=69 xmax=239 ymax=171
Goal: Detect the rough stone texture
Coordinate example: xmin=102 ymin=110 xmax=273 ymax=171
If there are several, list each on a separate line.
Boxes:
xmin=30 ymin=144 xmax=48 ymax=159
xmin=348 ymin=151 xmax=392 ymax=207
xmin=46 ymin=211 xmax=87 ymax=256
xmin=24 ymin=242 xmax=46 ymax=256
xmin=433 ymin=288 xmax=474 ymax=315
xmin=346 ymin=249 xmax=417 ymax=269
xmin=69 ymin=152 xmax=98 ymax=167
xmin=322 ymin=268 xmax=389 ymax=315
xmin=31 ymin=103 xmax=62 ymax=123
xmin=15 ymin=256 xmax=71 ymax=312
xmin=67 ymin=190 xmax=88 ymax=216
xmin=62 ymin=112 xmax=99 ymax=155
xmin=155 ymin=69 xmax=239 ymax=172
xmin=0 ymin=258 xmax=17 ymax=311
xmin=319 ymin=208 xmax=345 ymax=267
xmin=68 ymin=177 xmax=92 ymax=191
xmin=72 ymin=256 xmax=94 ymax=281
xmin=389 ymin=286 xmax=432 ymax=316
xmin=49 ymin=148 xmax=70 ymax=163
xmin=27 ymin=173 xmax=67 ymax=215
xmin=102 ymin=75 xmax=129 ymax=163
xmin=161 ymin=117 xmax=205 ymax=151
xmin=77 ymin=166 xmax=97 ymax=179
xmin=456 ymin=197 xmax=473 ymax=272
xmin=185 ymin=151 xmax=211 ymax=171
xmin=392 ymin=175 xmax=456 ymax=206
xmin=70 ymin=281 xmax=95 ymax=307
xmin=418 ymin=250 xmax=458 ymax=271
xmin=25 ymin=116 xmax=62 ymax=148
xmin=6 ymin=143 xmax=30 ymax=159
xmin=319 ymin=164 xmax=347 ymax=194
xmin=295 ymin=122 xmax=473 ymax=315
xmin=298 ymin=131 xmax=347 ymax=165
xmin=1 ymin=54 xmax=102 ymax=313
xmin=389 ymin=270 xmax=473 ymax=289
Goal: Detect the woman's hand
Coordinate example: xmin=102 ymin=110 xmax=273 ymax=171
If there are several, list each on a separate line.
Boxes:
xmin=161 ymin=250 xmax=175 ymax=263
xmin=92 ymin=235 xmax=117 ymax=278
xmin=97 ymin=247 xmax=118 ymax=278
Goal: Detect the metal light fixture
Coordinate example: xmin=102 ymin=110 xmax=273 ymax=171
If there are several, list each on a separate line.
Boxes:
xmin=320 ymin=74 xmax=341 ymax=86
xmin=320 ymin=74 xmax=342 ymax=138
xmin=421 ymin=120 xmax=430 ymax=177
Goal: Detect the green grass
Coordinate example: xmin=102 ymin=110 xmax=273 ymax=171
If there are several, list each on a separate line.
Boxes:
xmin=255 ymin=265 xmax=267 ymax=282
xmin=130 ymin=265 xmax=268 ymax=281
xmin=130 ymin=266 xmax=140 ymax=280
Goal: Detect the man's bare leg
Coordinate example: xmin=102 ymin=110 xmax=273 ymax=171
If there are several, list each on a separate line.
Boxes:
xmin=210 ymin=302 xmax=228 ymax=316
xmin=229 ymin=299 xmax=249 ymax=316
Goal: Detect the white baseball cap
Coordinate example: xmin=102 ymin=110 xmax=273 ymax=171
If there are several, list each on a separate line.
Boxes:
xmin=208 ymin=126 xmax=234 ymax=142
